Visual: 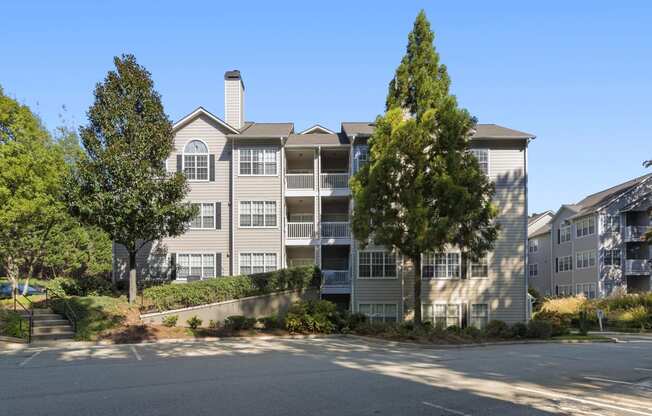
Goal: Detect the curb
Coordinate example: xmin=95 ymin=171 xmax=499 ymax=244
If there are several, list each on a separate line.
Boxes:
xmin=343 ymin=334 xmax=616 ymax=350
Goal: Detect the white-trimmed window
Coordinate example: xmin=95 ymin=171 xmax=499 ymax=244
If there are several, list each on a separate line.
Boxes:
xmin=358 ymin=251 xmax=396 ymax=279
xmin=470 ymin=256 xmax=489 ymax=278
xmin=239 ymin=253 xmax=277 ymax=275
xmin=576 ymin=250 xmax=596 ymax=269
xmin=177 ymin=253 xmax=215 ymax=280
xmin=557 ymin=255 xmax=572 ymax=272
xmin=422 ymin=253 xmax=460 ymax=279
xmin=353 ymin=145 xmax=369 ymax=173
xmin=183 ymin=140 xmax=209 ymax=181
xmin=190 ymin=203 xmax=216 ymax=229
xmin=240 ymin=201 xmax=277 ymax=227
xmin=605 ymin=214 xmax=621 ymax=233
xmin=423 ymin=304 xmax=461 ymax=328
xmin=529 ymin=263 xmax=538 ymax=277
xmin=528 ymin=239 xmax=539 ymax=253
xmin=576 ymin=216 xmax=596 ymax=238
xmin=470 ymin=304 xmax=489 ymax=330
xmin=239 ymin=148 xmax=277 ymax=175
xmin=559 ymin=224 xmax=571 ymax=243
xmin=470 ymin=148 xmax=489 ymax=176
xmin=558 ymin=284 xmax=573 ymax=296
xmin=576 ymin=283 xmax=597 ymax=299
xmin=604 ymin=249 xmax=621 ymax=267
xmin=358 ymin=303 xmax=398 ymax=323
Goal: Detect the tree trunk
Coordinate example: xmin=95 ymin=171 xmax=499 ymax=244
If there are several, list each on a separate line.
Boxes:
xmin=128 ymin=251 xmax=137 ymax=304
xmin=413 ymin=254 xmax=422 ymax=324
xmin=21 ymin=276 xmax=30 ymax=296
xmin=6 ymin=257 xmax=19 ymax=298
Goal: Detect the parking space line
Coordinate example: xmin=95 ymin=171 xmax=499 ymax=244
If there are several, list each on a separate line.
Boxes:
xmin=559 ymin=406 xmax=605 ymax=416
xmin=18 ymin=351 xmax=40 ymax=367
xmin=583 ymin=376 xmax=640 ymax=386
xmin=422 ymin=401 xmax=472 ymax=416
xmin=130 ymin=345 xmax=142 ymax=361
xmin=635 ymin=368 xmax=652 ymax=372
xmin=515 ymin=387 xmax=652 ymax=416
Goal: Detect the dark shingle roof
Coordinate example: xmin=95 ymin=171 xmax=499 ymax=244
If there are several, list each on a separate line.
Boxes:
xmin=530 ymin=223 xmax=551 ymax=238
xmin=237 ymin=122 xmax=294 ymax=137
xmin=572 ymin=173 xmax=652 ymax=215
xmin=286 ymin=133 xmax=350 ymax=146
xmin=340 ymin=122 xmax=535 ymax=140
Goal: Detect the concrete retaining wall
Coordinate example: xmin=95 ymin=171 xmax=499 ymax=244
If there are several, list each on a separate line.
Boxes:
xmin=140 ymin=289 xmax=319 ymax=327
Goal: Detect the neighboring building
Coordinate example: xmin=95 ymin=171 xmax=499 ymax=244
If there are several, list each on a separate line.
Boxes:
xmin=531 ymin=174 xmax=652 ymax=298
xmin=527 ymin=211 xmax=554 ymax=296
xmin=114 ymin=70 xmax=535 ymax=325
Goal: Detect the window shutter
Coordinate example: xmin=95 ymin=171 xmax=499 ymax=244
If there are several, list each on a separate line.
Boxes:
xmin=209 ymin=154 xmax=215 ymax=181
xmin=176 ymin=155 xmax=182 ymax=173
xmin=169 ymin=253 xmax=177 ymax=280
xmin=216 ymin=253 xmax=222 ymax=277
xmin=461 ymin=252 xmax=468 ymax=279
xmin=555 ymin=257 xmax=559 ymax=273
xmin=215 ymin=203 xmax=221 ymax=230
xmin=461 ymin=304 xmax=468 ymax=328
xmin=557 ymin=229 xmax=560 ymax=244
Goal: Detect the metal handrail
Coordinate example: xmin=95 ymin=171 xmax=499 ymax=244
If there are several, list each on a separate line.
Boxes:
xmin=12 ymin=288 xmax=33 ymax=343
xmin=45 ymin=288 xmax=78 ymax=333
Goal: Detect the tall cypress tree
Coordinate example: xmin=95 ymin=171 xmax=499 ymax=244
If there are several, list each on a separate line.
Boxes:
xmin=351 ymin=11 xmax=498 ymax=323
xmin=66 ymin=55 xmax=196 ymax=303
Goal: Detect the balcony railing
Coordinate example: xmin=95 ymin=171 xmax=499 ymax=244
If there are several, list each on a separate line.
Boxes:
xmin=321 ymin=222 xmax=351 ymax=238
xmin=288 ymin=258 xmax=315 ymax=268
xmin=320 ymin=173 xmax=349 ymax=189
xmin=287 ymin=222 xmax=315 ymax=239
xmin=322 ymin=270 xmax=351 ymax=286
xmin=624 ymin=225 xmax=651 ymax=242
xmin=625 ymin=259 xmax=651 ymax=275
xmin=286 ymin=173 xmax=314 ymax=190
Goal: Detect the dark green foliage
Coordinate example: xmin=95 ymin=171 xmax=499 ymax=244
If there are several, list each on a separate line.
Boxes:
xmin=578 ymin=311 xmax=590 ymax=336
xmin=65 ymin=55 xmax=196 ymax=303
xmin=0 ymin=309 xmax=28 ymax=339
xmin=186 ymin=316 xmax=202 ymax=330
xmin=446 ymin=325 xmax=462 ymax=335
xmin=162 ymin=315 xmax=178 ymax=327
xmin=510 ymin=322 xmax=528 ymax=338
xmin=527 ymin=320 xmax=553 ymax=339
xmin=143 ymin=266 xmax=317 ymax=312
xmin=350 ymin=11 xmax=498 ymax=323
xmin=258 ymin=315 xmax=284 ymax=330
xmin=462 ymin=325 xmax=482 ymax=339
xmin=485 ymin=320 xmax=510 ymax=338
xmin=285 ymin=300 xmax=338 ymax=334
xmin=225 ymin=315 xmax=256 ymax=330
xmin=533 ymin=310 xmax=571 ymax=336
xmin=50 ymin=296 xmax=127 ymax=340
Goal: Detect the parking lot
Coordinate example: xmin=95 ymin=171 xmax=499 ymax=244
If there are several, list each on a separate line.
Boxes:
xmin=2 ymin=336 xmax=652 ymax=416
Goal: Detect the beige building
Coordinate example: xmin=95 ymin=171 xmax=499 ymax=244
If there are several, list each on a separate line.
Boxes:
xmin=114 ymin=70 xmax=535 ymax=326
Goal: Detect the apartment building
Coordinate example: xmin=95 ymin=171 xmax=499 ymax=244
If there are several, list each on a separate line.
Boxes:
xmin=114 ymin=70 xmax=534 ymax=325
xmin=529 ymin=174 xmax=652 ymax=298
xmin=527 ymin=211 xmax=554 ymax=296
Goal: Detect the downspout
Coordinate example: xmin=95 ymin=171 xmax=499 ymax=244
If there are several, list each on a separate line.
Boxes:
xmin=350 ymin=135 xmax=356 ymax=312
xmin=280 ymin=136 xmax=286 ymax=269
xmin=230 ymin=136 xmax=236 ymax=275
xmin=524 ymin=140 xmax=529 ymax=321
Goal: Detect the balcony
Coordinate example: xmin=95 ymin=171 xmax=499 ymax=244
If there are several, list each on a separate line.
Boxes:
xmin=322 ymin=270 xmax=350 ymax=286
xmin=321 ymin=222 xmax=351 ymax=239
xmin=286 ymin=173 xmax=314 ymax=190
xmin=624 ymin=226 xmax=651 ymax=242
xmin=287 ymin=222 xmax=315 ymax=239
xmin=320 ymin=173 xmax=349 ymax=189
xmin=625 ymin=259 xmax=651 ymax=275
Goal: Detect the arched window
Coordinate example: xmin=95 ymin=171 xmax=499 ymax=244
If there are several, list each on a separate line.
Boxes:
xmin=184 ymin=140 xmax=209 ymax=180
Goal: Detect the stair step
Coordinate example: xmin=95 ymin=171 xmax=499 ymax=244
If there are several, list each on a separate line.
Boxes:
xmin=32 ymin=314 xmax=65 ymax=321
xmin=32 ymin=332 xmax=75 ymax=341
xmin=32 ymin=308 xmax=53 ymax=315
xmin=32 ymin=319 xmax=70 ymax=326
xmin=33 ymin=325 xmax=73 ymax=335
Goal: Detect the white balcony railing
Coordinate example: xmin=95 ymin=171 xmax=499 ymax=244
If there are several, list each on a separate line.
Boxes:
xmin=288 ymin=258 xmax=315 ymax=268
xmin=287 ymin=222 xmax=315 ymax=239
xmin=322 ymin=270 xmax=351 ymax=286
xmin=625 ymin=259 xmax=651 ymax=275
xmin=286 ymin=173 xmax=314 ymax=190
xmin=624 ymin=225 xmax=651 ymax=242
xmin=321 ymin=222 xmax=351 ymax=238
xmin=320 ymin=173 xmax=349 ymax=189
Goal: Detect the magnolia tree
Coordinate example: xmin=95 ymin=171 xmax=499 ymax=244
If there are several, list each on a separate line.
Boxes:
xmin=66 ymin=55 xmax=196 ymax=303
xmin=351 ymin=11 xmax=499 ymax=323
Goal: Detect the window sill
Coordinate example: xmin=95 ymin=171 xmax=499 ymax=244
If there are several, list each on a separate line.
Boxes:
xmin=357 ymin=277 xmax=399 ymax=280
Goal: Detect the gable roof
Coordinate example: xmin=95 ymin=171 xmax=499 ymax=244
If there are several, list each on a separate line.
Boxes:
xmin=340 ymin=122 xmax=535 ymax=140
xmin=570 ymin=173 xmax=652 ymax=217
xmin=286 ymin=133 xmax=349 ymax=147
xmin=173 ymin=107 xmax=240 ymax=134
xmin=237 ymin=122 xmax=294 ymax=137
xmin=529 ymin=223 xmax=552 ymax=238
xmin=299 ymin=124 xmax=336 ymax=135
xmin=528 ymin=211 xmax=554 ymax=227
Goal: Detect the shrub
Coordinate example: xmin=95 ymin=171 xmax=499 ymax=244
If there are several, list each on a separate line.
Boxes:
xmin=353 ymin=321 xmax=395 ymax=336
xmin=208 ymin=320 xmax=219 ymax=329
xmin=143 ymin=266 xmax=319 ymax=312
xmin=186 ymin=316 xmax=202 ymax=330
xmin=462 ymin=325 xmax=482 ymax=339
xmin=225 ymin=315 xmax=256 ymax=330
xmin=510 ymin=322 xmax=528 ymax=338
xmin=258 ymin=315 xmax=283 ymax=330
xmin=446 ymin=325 xmax=461 ymax=335
xmin=527 ymin=320 xmax=552 ymax=339
xmin=609 ymin=306 xmax=649 ymax=331
xmin=540 ymin=296 xmax=586 ymax=316
xmin=285 ymin=300 xmax=337 ymax=334
xmin=533 ymin=310 xmax=570 ymax=336
xmin=485 ymin=320 xmax=510 ymax=338
xmin=578 ymin=311 xmax=590 ymax=336
xmin=162 ymin=315 xmax=178 ymax=327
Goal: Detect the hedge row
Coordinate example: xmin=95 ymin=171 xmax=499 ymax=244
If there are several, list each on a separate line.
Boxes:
xmin=143 ymin=266 xmax=320 ymax=312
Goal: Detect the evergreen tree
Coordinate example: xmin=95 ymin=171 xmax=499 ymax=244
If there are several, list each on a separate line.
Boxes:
xmin=66 ymin=55 xmax=196 ymax=303
xmin=351 ymin=11 xmax=499 ymax=323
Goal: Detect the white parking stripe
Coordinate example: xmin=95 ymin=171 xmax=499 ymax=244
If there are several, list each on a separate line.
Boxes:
xmin=635 ymin=368 xmax=652 ymax=372
xmin=422 ymin=401 xmax=472 ymax=416
xmin=130 ymin=345 xmax=142 ymax=361
xmin=583 ymin=376 xmax=642 ymax=386
xmin=560 ymin=406 xmax=605 ymax=416
xmin=515 ymin=387 xmax=652 ymax=416
xmin=18 ymin=351 xmax=40 ymax=367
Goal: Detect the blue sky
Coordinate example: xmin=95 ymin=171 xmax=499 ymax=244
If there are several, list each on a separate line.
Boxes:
xmin=1 ymin=1 xmax=650 ymax=214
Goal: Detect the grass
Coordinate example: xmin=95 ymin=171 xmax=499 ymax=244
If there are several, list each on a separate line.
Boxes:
xmin=0 ymin=309 xmax=29 ymax=339
xmin=50 ymin=295 xmax=135 ymax=341
xmin=552 ymin=334 xmax=611 ymax=341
